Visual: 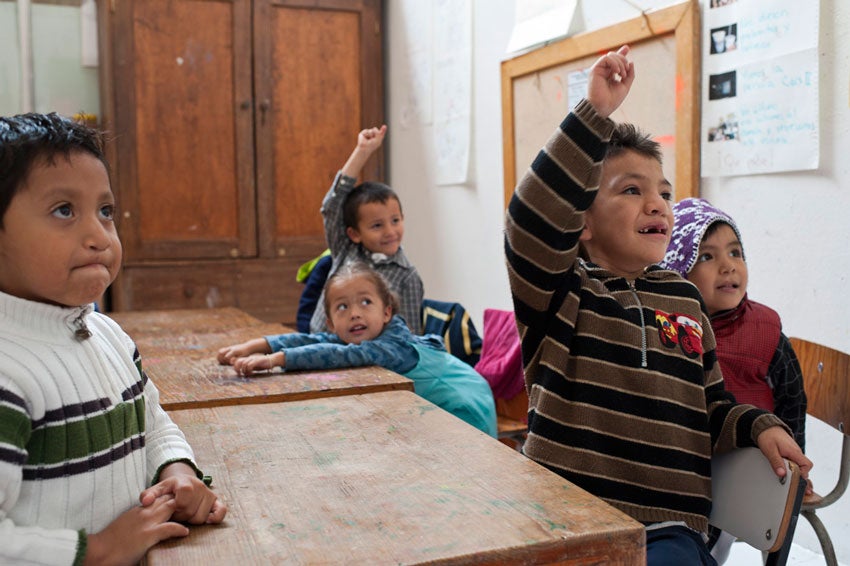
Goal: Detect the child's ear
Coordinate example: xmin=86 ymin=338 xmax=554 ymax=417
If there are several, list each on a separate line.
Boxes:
xmin=579 ymin=224 xmax=592 ymax=242
xmin=346 ymin=226 xmax=363 ymax=244
xmin=326 ymin=317 xmax=335 ymax=332
xmin=382 ymin=304 xmax=393 ymax=324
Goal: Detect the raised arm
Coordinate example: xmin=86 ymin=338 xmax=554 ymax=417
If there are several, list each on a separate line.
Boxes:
xmin=322 ymin=125 xmax=388 ymax=256
xmin=505 ymin=46 xmax=633 ymax=328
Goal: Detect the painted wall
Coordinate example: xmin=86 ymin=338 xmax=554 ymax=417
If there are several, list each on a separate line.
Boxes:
xmin=386 ymin=0 xmax=849 ymax=563
xmin=0 ymin=3 xmax=99 ymax=117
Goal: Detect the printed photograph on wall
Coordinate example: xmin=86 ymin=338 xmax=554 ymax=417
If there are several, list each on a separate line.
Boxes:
xmin=707 ymin=114 xmax=739 ymax=142
xmin=710 ymin=23 xmax=738 ymax=54
xmin=708 ymin=71 xmax=737 ymax=100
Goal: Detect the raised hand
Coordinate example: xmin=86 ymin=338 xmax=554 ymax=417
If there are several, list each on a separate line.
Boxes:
xmin=357 ymin=125 xmax=387 ymax=153
xmin=341 ymin=125 xmax=388 ymax=178
xmin=586 ymin=45 xmax=635 ymax=119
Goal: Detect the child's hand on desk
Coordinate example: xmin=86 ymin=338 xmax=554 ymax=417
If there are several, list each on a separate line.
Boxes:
xmin=232 ymin=352 xmax=285 ymax=376
xmin=84 ymin=494 xmax=187 ymax=565
xmin=217 ymin=338 xmax=271 ymax=365
xmin=141 ymin=462 xmax=227 ymax=525
xmin=756 ymin=425 xmax=814 ymax=494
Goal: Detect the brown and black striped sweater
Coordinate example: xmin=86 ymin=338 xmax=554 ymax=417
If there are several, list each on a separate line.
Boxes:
xmin=504 ymin=99 xmax=785 ymax=534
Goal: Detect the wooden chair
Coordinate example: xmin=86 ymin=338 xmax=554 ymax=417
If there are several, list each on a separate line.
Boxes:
xmin=788 ymin=337 xmax=850 ymax=566
xmin=495 ymin=389 xmax=528 ymax=451
xmin=710 ymin=447 xmax=807 ymax=566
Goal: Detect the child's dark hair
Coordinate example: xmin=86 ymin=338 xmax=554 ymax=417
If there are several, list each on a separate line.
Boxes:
xmin=606 ymin=123 xmax=663 ymax=164
xmin=342 ymin=182 xmax=402 ymax=229
xmin=323 ymin=261 xmax=400 ymax=316
xmin=0 ymin=112 xmax=108 ymax=228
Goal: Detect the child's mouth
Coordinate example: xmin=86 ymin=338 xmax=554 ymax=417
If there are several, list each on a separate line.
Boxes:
xmin=638 ymin=225 xmax=667 ymax=235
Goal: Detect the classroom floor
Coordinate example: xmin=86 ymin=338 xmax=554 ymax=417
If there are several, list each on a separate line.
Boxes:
xmin=725 ymin=541 xmax=847 ymax=566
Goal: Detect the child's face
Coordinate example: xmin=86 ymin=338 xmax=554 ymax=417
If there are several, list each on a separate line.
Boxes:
xmin=0 ymin=151 xmax=121 ymax=307
xmin=346 ymin=198 xmax=404 ymax=257
xmin=580 ymin=150 xmax=673 ymax=278
xmin=687 ymin=223 xmax=748 ymax=315
xmin=325 ymin=275 xmax=392 ymax=344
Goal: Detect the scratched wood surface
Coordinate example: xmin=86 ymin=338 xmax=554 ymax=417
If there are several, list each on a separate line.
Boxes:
xmin=145 ymin=391 xmax=645 ymax=565
xmin=109 ymin=309 xmax=414 ymax=410
xmin=108 ymin=307 xmax=268 ymax=337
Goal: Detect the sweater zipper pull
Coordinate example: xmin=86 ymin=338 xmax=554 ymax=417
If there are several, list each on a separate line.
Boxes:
xmin=73 ymin=314 xmax=92 ymax=341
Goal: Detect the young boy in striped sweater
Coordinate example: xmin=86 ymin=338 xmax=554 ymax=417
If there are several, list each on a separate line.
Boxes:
xmin=504 ymin=45 xmax=811 ymax=564
xmin=0 ymin=113 xmax=226 ymax=565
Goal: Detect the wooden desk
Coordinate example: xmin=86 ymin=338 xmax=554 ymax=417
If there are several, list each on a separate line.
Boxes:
xmin=109 ymin=309 xmax=414 ymax=410
xmin=108 ymin=307 xmax=268 ymax=337
xmin=145 ymin=391 xmax=645 ymax=565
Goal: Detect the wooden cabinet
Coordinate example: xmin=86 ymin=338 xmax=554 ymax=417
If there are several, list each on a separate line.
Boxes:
xmin=98 ymin=0 xmax=383 ymax=323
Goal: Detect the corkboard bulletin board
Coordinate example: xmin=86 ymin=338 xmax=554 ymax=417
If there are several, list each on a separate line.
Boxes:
xmin=501 ymin=0 xmax=700 ymax=206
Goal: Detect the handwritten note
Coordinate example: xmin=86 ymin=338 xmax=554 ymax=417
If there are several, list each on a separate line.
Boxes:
xmin=701 ymin=0 xmax=818 ymax=176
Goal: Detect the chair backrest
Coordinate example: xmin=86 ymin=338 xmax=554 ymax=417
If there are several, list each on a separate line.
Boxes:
xmin=789 ymin=337 xmax=850 ymax=437
xmin=710 ymin=447 xmax=806 ymax=560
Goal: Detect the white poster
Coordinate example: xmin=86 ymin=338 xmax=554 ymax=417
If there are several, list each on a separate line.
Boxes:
xmin=701 ymin=0 xmax=819 ymax=177
xmin=433 ymin=0 xmax=471 ymax=185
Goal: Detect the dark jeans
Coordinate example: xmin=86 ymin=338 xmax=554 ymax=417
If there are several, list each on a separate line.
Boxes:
xmin=646 ymin=525 xmax=718 ymax=566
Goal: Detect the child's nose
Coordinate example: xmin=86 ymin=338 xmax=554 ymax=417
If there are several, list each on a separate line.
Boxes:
xmin=645 ymin=193 xmax=667 ymax=214
xmin=83 ymin=216 xmax=112 ymax=250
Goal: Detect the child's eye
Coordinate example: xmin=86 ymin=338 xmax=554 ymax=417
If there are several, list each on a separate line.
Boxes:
xmin=361 ymin=298 xmax=373 ymax=306
xmin=623 ymin=186 xmax=639 ymax=195
xmin=730 ymin=248 xmax=743 ymax=258
xmin=697 ymin=252 xmax=713 ymax=262
xmin=99 ymin=204 xmax=115 ymax=220
xmin=51 ymin=204 xmax=73 ymax=219
xmin=335 ymin=303 xmax=348 ymax=312
xmin=661 ymin=191 xmax=673 ymax=201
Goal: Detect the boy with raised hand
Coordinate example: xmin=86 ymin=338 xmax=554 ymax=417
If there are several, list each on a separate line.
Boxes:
xmin=504 ymin=45 xmax=811 ymax=564
xmin=310 ymin=125 xmax=424 ymax=335
xmin=0 ymin=113 xmax=226 ymax=565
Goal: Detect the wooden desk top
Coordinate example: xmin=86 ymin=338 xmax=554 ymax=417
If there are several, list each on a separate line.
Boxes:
xmin=109 ymin=310 xmax=413 ymax=410
xmin=108 ymin=307 xmax=267 ymax=337
xmin=145 ymin=391 xmax=645 ymax=565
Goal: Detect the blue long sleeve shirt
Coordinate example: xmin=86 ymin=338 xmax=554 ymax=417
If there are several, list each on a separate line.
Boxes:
xmin=265 ymin=316 xmax=443 ymax=372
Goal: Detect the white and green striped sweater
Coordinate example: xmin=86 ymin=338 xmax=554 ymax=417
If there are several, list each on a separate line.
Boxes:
xmin=0 ymin=291 xmax=200 ymax=565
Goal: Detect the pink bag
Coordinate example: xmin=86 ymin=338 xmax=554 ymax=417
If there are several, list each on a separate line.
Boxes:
xmin=474 ymin=309 xmax=525 ymax=400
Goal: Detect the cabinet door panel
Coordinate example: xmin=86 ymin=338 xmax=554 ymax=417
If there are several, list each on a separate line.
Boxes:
xmin=255 ymin=0 xmax=383 ymax=258
xmin=113 ymin=0 xmax=256 ymax=261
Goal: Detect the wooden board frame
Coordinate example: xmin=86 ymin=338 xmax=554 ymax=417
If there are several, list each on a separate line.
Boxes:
xmin=501 ymin=0 xmax=700 ymax=206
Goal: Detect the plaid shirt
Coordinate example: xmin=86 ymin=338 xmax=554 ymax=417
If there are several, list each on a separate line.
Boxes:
xmin=309 ymin=172 xmax=424 ymax=334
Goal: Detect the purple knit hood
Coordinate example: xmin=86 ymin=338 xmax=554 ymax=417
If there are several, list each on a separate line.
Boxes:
xmin=660 ymin=198 xmax=744 ymax=277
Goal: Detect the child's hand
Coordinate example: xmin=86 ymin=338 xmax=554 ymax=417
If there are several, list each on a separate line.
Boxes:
xmin=586 ymin=45 xmax=635 ymax=119
xmin=357 ymin=125 xmax=387 ymax=153
xmin=84 ymin=494 xmax=188 ymax=565
xmin=141 ymin=462 xmax=227 ymax=525
xmin=217 ymin=338 xmax=270 ymax=365
xmin=756 ymin=425 xmax=813 ymax=491
xmin=232 ymin=352 xmax=284 ymax=376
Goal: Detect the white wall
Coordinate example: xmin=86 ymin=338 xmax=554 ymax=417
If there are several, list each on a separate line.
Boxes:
xmin=0 ymin=3 xmax=99 ymax=117
xmin=386 ymin=0 xmax=849 ymax=563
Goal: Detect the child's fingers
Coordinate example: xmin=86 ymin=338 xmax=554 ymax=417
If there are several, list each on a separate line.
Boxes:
xmin=152 ymin=521 xmax=190 ymax=542
xmin=207 ymin=499 xmax=228 ymax=524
